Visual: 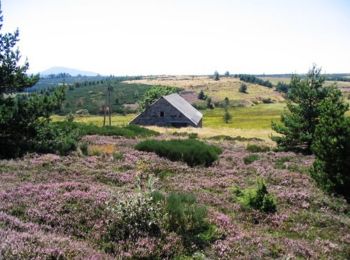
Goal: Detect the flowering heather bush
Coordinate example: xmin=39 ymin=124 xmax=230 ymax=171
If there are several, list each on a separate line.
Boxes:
xmin=135 ymin=139 xmax=222 ymax=167
xmin=0 ymin=182 xmax=112 ymax=239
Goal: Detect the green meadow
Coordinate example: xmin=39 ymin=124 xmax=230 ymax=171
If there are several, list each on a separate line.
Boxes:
xmin=203 ymin=103 xmax=285 ymax=129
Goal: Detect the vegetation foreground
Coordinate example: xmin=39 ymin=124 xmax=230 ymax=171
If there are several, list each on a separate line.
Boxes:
xmin=1 ymin=133 xmax=349 ymax=258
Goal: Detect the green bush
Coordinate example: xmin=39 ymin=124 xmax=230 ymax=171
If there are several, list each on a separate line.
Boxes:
xmin=153 ymin=192 xmax=217 ymax=247
xmin=243 ymin=154 xmax=260 ymax=165
xmin=33 ymin=121 xmax=81 ymax=155
xmin=234 ymin=180 xmax=277 ymax=213
xmin=135 ymin=139 xmax=222 ymax=167
xmin=78 ymin=123 xmax=158 ymax=138
xmin=246 ymin=144 xmax=270 ymax=153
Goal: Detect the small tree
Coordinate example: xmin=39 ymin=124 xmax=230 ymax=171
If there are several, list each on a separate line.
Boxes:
xmin=272 ymin=65 xmax=329 ymax=153
xmin=224 ymin=97 xmax=229 ymax=108
xmin=206 ymin=97 xmax=214 ymax=109
xmin=311 ymin=87 xmax=350 ymax=200
xmin=198 ymin=90 xmax=206 ymax=100
xmin=223 ymin=109 xmax=232 ymax=124
xmin=139 ymin=86 xmax=178 ymax=110
xmin=213 ymin=71 xmax=220 ymax=81
xmin=224 ymin=71 xmax=230 ymax=77
xmin=223 ymin=97 xmax=231 ymax=123
xmin=239 ymin=83 xmax=248 ymax=93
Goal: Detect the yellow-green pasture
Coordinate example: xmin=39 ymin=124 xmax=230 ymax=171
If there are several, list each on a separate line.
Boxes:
xmin=52 ymin=103 xmax=286 ymax=142
xmin=51 ymin=114 xmax=135 ymax=127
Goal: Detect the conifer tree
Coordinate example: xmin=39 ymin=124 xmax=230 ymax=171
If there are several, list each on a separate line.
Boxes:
xmin=272 ymin=65 xmax=329 ymax=153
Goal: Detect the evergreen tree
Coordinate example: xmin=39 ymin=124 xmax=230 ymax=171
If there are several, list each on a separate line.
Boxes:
xmin=311 ymin=86 xmax=350 ymax=200
xmin=206 ymin=97 xmax=214 ymax=109
xmin=0 ymin=3 xmax=64 ymax=158
xmin=223 ymin=109 xmax=232 ymax=124
xmin=223 ymin=97 xmax=231 ymax=123
xmin=213 ymin=71 xmax=220 ymax=81
xmin=0 ymin=7 xmax=38 ymax=94
xmin=198 ymin=89 xmax=206 ymax=100
xmin=272 ymin=65 xmax=329 ymax=153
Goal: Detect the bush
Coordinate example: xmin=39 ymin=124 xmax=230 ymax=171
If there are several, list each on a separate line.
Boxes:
xmin=246 ymin=144 xmax=270 ymax=153
xmin=135 ymin=139 xmax=222 ymax=167
xmin=243 ymin=154 xmax=260 ymax=165
xmin=105 ymin=193 xmax=163 ymax=243
xmin=262 ymin=98 xmax=274 ymax=104
xmin=239 ymin=83 xmax=248 ymax=93
xmin=153 ymin=192 xmax=217 ymax=247
xmin=234 ymin=180 xmax=277 ymax=213
xmin=79 ymin=123 xmax=158 ymax=138
xmin=32 ymin=121 xmax=81 ymax=155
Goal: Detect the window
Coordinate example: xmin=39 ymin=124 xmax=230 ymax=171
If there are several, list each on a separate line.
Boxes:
xmin=160 ymin=111 xmax=164 ymax=117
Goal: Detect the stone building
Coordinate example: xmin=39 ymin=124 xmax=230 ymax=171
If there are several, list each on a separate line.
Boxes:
xmin=130 ymin=93 xmax=202 ymax=127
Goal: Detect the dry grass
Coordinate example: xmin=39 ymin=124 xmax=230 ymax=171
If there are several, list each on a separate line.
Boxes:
xmin=87 ymin=144 xmax=117 ymax=155
xmin=125 ymin=76 xmax=284 ymax=105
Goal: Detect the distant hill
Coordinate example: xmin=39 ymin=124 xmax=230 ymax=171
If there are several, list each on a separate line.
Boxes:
xmin=41 ymin=67 xmax=99 ymax=77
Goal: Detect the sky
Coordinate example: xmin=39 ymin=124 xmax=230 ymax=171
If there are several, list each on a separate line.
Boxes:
xmin=2 ymin=0 xmax=350 ymax=75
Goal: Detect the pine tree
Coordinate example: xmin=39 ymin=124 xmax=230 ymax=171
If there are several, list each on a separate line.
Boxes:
xmin=0 ymin=3 xmax=64 ymax=158
xmin=0 ymin=7 xmax=38 ymax=94
xmin=213 ymin=71 xmax=220 ymax=81
xmin=272 ymin=65 xmax=329 ymax=153
xmin=311 ymin=86 xmax=350 ymax=200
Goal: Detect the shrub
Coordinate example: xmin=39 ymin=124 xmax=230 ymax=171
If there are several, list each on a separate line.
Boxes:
xmin=79 ymin=123 xmax=158 ymax=138
xmin=79 ymin=142 xmax=89 ymax=156
xmin=188 ymin=133 xmax=198 ymax=139
xmin=153 ymin=192 xmax=217 ymax=247
xmin=105 ymin=193 xmax=163 ymax=243
xmin=234 ymin=180 xmax=277 ymax=213
xmin=246 ymin=144 xmax=270 ymax=153
xmin=262 ymin=98 xmax=274 ymax=104
xmin=32 ymin=121 xmax=81 ymax=155
xmin=135 ymin=139 xmax=222 ymax=167
xmin=239 ymin=83 xmax=248 ymax=93
xmin=112 ymin=152 xmax=124 ymax=161
xmin=198 ymin=90 xmax=207 ymax=100
xmin=243 ymin=154 xmax=260 ymax=165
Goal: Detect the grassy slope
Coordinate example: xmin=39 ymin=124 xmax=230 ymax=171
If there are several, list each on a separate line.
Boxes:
xmin=126 ymin=77 xmax=285 ymax=105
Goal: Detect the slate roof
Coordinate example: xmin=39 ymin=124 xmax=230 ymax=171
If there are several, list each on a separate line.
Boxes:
xmin=163 ymin=93 xmax=202 ymax=125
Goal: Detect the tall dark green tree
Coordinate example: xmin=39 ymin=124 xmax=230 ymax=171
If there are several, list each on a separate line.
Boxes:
xmin=272 ymin=65 xmax=330 ymax=153
xmin=311 ymin=87 xmax=350 ymax=200
xmin=0 ymin=3 xmax=65 ymax=158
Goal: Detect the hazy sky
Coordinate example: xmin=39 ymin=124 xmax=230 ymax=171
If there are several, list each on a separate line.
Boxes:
xmin=2 ymin=0 xmax=350 ymax=75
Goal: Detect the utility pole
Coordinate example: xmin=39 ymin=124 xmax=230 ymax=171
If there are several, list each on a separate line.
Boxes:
xmin=107 ymin=84 xmax=112 ymax=126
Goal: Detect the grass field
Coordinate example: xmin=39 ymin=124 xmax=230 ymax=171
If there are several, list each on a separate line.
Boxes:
xmin=126 ymin=77 xmax=285 ymax=105
xmin=53 ymin=103 xmax=286 ymax=142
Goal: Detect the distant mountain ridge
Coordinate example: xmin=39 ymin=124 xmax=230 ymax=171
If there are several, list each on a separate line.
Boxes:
xmin=41 ymin=67 xmax=99 ymax=77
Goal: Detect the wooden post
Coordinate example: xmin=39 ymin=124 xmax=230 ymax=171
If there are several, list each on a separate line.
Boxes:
xmin=107 ymin=84 xmax=112 ymax=126
xmin=103 ymin=105 xmax=106 ymax=127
